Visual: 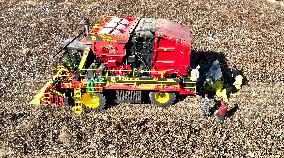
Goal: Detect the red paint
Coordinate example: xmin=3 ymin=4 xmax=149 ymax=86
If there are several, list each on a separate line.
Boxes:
xmin=60 ymin=97 xmax=64 ymax=106
xmin=152 ymin=19 xmax=191 ymax=77
xmin=88 ymin=17 xmax=139 ymax=70
xmin=104 ymin=84 xmax=195 ymax=95
xmin=84 ymin=16 xmax=192 ymax=77
xmin=218 ymin=101 xmax=228 ymax=117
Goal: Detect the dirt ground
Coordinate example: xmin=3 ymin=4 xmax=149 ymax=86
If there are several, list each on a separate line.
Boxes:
xmin=0 ymin=0 xmax=284 ymax=157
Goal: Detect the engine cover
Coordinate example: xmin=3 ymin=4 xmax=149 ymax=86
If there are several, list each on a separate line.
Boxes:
xmin=127 ymin=18 xmax=158 ymax=70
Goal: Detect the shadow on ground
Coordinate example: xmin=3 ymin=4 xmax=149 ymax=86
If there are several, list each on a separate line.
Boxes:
xmin=190 ymin=50 xmax=247 ymax=117
xmin=191 ymin=50 xmax=248 ymax=86
xmin=101 ymin=50 xmax=246 ymax=118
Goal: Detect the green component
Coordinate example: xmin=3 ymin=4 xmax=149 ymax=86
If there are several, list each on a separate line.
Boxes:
xmin=87 ymin=79 xmax=105 ymax=92
xmin=95 ymin=78 xmax=105 ymax=83
xmin=87 ymin=80 xmax=94 ymax=92
xmin=211 ymin=80 xmax=224 ymax=91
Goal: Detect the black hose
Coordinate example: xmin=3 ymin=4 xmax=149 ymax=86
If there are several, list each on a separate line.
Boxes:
xmin=52 ymin=29 xmax=84 ymax=59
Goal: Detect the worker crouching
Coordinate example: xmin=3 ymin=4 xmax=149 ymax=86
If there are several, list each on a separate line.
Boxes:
xmin=197 ymin=60 xmax=244 ymax=123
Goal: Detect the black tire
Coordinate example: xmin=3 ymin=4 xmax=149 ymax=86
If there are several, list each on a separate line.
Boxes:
xmin=149 ymin=91 xmax=176 ymax=107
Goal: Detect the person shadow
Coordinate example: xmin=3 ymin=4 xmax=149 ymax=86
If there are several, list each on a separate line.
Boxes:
xmin=226 ymin=104 xmax=240 ymax=117
xmin=191 ymin=49 xmax=247 ymax=118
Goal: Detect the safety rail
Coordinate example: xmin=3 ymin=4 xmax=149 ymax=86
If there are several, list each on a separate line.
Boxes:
xmin=49 ymin=89 xmax=64 ymax=97
xmin=183 ymin=81 xmax=197 ymax=92
xmin=81 ymin=81 xmax=106 ymax=84
xmin=55 ymin=66 xmax=171 ymax=80
xmin=79 ymin=68 xmax=168 ymax=78
xmin=57 ymin=66 xmax=182 ymax=91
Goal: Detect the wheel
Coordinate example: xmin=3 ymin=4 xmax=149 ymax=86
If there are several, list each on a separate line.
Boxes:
xmin=81 ymin=92 xmax=106 ymax=111
xmin=149 ymin=91 xmax=176 ymax=107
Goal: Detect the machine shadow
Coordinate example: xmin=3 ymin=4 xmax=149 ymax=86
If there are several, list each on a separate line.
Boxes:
xmin=103 ymin=90 xmax=119 ymax=110
xmin=191 ymin=50 xmax=248 ymax=86
xmin=190 ymin=50 xmax=231 ymax=81
xmin=226 ymin=104 xmax=240 ymax=117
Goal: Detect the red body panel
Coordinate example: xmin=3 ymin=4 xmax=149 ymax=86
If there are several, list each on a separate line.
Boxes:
xmin=152 ymin=19 xmax=191 ymax=76
xmin=89 ymin=17 xmax=139 ymax=69
xmin=82 ymin=16 xmax=192 ymax=77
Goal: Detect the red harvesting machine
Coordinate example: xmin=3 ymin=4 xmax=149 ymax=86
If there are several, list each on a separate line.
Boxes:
xmin=30 ymin=16 xmax=199 ymax=113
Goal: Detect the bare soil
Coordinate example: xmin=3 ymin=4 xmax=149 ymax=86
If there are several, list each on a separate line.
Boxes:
xmin=0 ymin=0 xmax=284 ymax=157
